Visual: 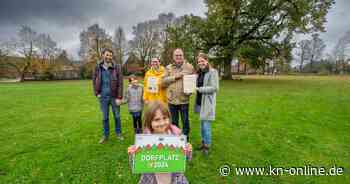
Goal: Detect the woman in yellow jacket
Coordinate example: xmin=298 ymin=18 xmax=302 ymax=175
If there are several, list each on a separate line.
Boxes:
xmin=143 ymin=58 xmax=167 ymax=104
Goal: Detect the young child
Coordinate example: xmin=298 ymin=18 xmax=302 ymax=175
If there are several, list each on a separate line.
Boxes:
xmin=128 ymin=100 xmax=192 ymax=184
xmin=123 ymin=75 xmax=143 ymax=134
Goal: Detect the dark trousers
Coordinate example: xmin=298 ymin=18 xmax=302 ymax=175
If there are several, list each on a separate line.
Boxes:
xmin=168 ymin=103 xmax=190 ymax=140
xmin=99 ymin=96 xmax=121 ymax=137
xmin=130 ymin=111 xmax=142 ymax=134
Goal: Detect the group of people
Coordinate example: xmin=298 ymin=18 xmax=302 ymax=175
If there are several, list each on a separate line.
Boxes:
xmin=92 ymin=48 xmax=219 ymax=184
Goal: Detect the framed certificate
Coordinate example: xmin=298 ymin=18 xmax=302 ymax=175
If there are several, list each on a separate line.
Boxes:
xmin=132 ymin=134 xmax=187 ymax=173
xmin=183 ymin=74 xmax=197 ymax=93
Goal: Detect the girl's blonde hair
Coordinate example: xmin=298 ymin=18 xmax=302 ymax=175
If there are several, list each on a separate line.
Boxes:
xmin=143 ymin=100 xmax=171 ymax=133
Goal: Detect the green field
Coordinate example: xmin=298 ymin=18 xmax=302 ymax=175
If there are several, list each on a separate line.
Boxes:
xmin=0 ymin=75 xmax=349 ymax=184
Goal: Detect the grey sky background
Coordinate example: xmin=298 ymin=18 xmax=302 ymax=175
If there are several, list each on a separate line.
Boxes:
xmin=0 ymin=0 xmax=349 ymax=60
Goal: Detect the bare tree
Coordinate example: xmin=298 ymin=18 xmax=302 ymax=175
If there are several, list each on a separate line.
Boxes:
xmin=129 ymin=13 xmax=180 ymax=68
xmin=332 ymin=30 xmax=350 ymax=74
xmin=0 ymin=42 xmax=10 ymax=61
xmin=9 ymin=26 xmax=38 ymax=81
xmin=309 ymin=33 xmax=326 ymax=72
xmin=36 ymin=33 xmax=59 ymax=63
xmin=1 ymin=26 xmax=61 ymax=81
xmin=113 ymin=26 xmax=128 ymax=65
xmin=0 ymin=42 xmax=10 ymax=75
xmin=157 ymin=12 xmax=176 ymax=45
xmin=79 ymin=24 xmax=112 ymax=63
xmin=79 ymin=24 xmax=112 ymax=78
xmin=129 ymin=21 xmax=160 ymax=68
xmin=296 ymin=39 xmax=311 ymax=72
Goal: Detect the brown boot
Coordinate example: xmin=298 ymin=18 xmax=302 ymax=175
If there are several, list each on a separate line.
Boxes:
xmin=202 ymin=144 xmax=209 ymax=156
xmin=196 ymin=144 xmax=205 ymax=151
xmin=195 ymin=141 xmax=205 ymax=151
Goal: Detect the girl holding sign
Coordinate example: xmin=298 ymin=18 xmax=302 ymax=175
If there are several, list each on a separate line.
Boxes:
xmin=143 ymin=58 xmax=167 ymax=104
xmin=128 ymin=101 xmax=192 ymax=184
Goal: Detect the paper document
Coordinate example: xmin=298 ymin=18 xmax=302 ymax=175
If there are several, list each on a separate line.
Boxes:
xmin=183 ymin=74 xmax=197 ymax=93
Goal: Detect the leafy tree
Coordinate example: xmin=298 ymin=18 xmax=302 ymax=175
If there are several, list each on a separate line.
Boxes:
xmin=165 ymin=15 xmax=206 ymax=65
xmin=166 ymin=0 xmax=335 ymax=79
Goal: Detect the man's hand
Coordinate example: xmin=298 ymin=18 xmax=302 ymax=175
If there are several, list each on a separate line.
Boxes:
xmin=175 ymin=73 xmax=183 ymax=80
xmin=116 ymin=99 xmax=122 ymax=105
xmin=97 ymin=94 xmax=101 ymax=98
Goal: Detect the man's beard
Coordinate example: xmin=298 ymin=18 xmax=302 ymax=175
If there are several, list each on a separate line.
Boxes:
xmin=104 ymin=58 xmax=112 ymax=63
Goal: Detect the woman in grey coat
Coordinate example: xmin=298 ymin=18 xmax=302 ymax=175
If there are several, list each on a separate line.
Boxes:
xmin=194 ymin=52 xmax=219 ymax=156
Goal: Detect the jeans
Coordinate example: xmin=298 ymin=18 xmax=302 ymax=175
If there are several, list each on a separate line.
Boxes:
xmin=168 ymin=103 xmax=190 ymax=139
xmin=99 ymin=96 xmax=121 ymax=137
xmin=201 ymin=120 xmax=212 ymax=146
xmin=130 ymin=111 xmax=142 ymax=134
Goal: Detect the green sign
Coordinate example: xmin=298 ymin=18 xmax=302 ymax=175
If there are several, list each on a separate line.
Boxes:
xmin=132 ymin=134 xmax=187 ymax=174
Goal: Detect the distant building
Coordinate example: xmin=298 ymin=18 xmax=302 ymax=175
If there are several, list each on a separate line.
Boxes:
xmin=0 ymin=55 xmax=80 ymax=80
xmin=231 ymin=58 xmax=257 ymax=74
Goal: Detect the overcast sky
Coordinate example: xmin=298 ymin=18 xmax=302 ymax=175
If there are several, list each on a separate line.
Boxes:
xmin=0 ymin=0 xmax=349 ymax=60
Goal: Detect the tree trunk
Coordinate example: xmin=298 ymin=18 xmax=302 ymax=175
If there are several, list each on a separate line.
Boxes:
xmin=237 ymin=60 xmax=240 ymax=74
xmin=222 ymin=61 xmax=232 ymax=80
xmin=19 ymin=63 xmax=30 ymax=82
xmin=341 ymin=60 xmax=346 ymax=74
xmin=310 ymin=59 xmax=314 ymax=73
xmin=262 ymin=63 xmax=266 ymax=74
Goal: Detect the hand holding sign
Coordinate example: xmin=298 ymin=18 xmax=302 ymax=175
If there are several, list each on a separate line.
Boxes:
xmin=131 ymin=134 xmax=187 ymax=174
xmin=128 ymin=145 xmax=138 ymax=154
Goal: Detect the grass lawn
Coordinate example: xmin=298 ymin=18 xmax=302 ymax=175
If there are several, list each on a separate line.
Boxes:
xmin=0 ymin=75 xmax=349 ymax=184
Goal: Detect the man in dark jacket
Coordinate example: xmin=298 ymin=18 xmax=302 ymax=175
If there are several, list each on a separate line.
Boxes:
xmin=93 ymin=48 xmax=123 ymax=144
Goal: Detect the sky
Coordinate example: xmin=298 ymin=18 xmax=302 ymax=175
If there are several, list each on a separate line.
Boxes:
xmin=0 ymin=0 xmax=349 ymax=60
xmin=299 ymin=0 xmax=350 ymax=53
